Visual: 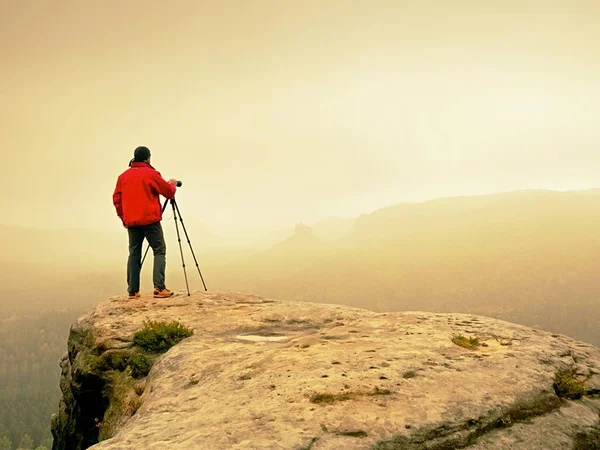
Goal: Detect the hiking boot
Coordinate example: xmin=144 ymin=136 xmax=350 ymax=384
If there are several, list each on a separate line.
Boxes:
xmin=128 ymin=292 xmax=141 ymax=299
xmin=153 ymin=287 xmax=174 ymax=298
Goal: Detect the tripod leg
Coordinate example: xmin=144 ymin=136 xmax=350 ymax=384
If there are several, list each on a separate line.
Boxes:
xmin=141 ymin=198 xmax=170 ymax=268
xmin=172 ymin=199 xmax=208 ymax=291
xmin=171 ymin=199 xmax=191 ymax=296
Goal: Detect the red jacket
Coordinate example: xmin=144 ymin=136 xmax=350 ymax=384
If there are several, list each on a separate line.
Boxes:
xmin=112 ymin=162 xmax=177 ymax=227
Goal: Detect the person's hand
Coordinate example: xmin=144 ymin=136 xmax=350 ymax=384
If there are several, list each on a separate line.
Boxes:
xmin=168 ymin=178 xmax=177 ymax=185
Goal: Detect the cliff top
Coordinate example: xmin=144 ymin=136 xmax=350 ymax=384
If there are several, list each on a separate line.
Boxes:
xmin=52 ymin=291 xmax=600 ymax=450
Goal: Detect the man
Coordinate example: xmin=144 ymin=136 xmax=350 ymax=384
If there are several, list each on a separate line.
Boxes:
xmin=112 ymin=146 xmax=177 ymax=299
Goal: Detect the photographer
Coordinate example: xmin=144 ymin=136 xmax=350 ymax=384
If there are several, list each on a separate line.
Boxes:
xmin=112 ymin=146 xmax=177 ymax=299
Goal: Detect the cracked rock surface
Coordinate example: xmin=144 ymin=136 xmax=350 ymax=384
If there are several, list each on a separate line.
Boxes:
xmin=51 ymin=291 xmax=600 ymax=450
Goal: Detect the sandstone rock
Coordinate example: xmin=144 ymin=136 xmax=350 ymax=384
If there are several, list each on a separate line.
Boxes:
xmin=51 ymin=291 xmax=600 ymax=449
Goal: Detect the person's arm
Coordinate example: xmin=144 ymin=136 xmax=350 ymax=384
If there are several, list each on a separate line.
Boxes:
xmin=151 ymin=171 xmax=177 ymax=199
xmin=112 ymin=177 xmax=124 ymax=221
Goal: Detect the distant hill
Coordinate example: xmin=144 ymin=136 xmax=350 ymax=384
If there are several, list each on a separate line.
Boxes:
xmin=353 ymin=189 xmax=600 ymax=249
xmin=270 ymin=224 xmax=326 ymax=253
xmin=312 ymin=216 xmax=354 ymax=241
xmin=239 ymin=216 xmax=353 ymax=251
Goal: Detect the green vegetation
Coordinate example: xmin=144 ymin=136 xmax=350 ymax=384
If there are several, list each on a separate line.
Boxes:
xmin=133 ymin=320 xmax=194 ymax=353
xmin=98 ymin=372 xmax=143 ymax=442
xmin=126 ymin=319 xmax=193 ymax=379
xmin=310 ymin=393 xmax=352 ymax=404
xmin=93 ymin=320 xmax=193 ymax=441
xmin=186 ymin=377 xmax=200 ymax=387
xmin=298 ymin=436 xmax=319 ymax=450
xmin=310 ymin=387 xmax=393 ymax=404
xmin=452 ymin=335 xmax=480 ymax=350
xmin=129 ymin=352 xmax=155 ymax=379
xmin=286 ymin=319 xmax=312 ymax=325
xmin=370 ymin=387 xmax=392 ymax=396
xmin=93 ymin=350 xmax=131 ymax=372
xmin=0 ymin=436 xmax=11 ymax=450
xmin=80 ymin=320 xmax=192 ymax=443
xmin=573 ymin=424 xmax=600 ymax=450
xmin=51 ymin=320 xmax=192 ymax=445
xmin=337 ymin=430 xmax=368 ymax=438
xmin=553 ymin=368 xmax=586 ymax=400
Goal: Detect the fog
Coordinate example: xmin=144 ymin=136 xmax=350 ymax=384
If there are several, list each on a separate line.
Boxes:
xmin=1 ymin=1 xmax=600 ymax=448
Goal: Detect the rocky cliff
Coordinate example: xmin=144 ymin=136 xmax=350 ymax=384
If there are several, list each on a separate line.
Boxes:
xmin=51 ymin=291 xmax=600 ymax=450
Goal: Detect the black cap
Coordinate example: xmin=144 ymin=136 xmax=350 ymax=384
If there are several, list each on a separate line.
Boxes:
xmin=133 ymin=146 xmax=151 ymax=162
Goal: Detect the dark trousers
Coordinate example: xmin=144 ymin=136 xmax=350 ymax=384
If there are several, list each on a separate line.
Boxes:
xmin=127 ymin=221 xmax=167 ymax=293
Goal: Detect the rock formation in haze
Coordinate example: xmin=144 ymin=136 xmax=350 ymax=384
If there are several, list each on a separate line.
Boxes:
xmin=51 ymin=291 xmax=600 ymax=450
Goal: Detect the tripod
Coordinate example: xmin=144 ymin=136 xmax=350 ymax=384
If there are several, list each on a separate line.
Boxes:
xmin=140 ymin=196 xmax=207 ymax=296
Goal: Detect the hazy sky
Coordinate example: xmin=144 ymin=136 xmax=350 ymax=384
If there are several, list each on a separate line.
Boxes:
xmin=1 ymin=0 xmax=599 ymax=235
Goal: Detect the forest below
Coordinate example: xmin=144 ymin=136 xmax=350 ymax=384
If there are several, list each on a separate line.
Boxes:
xmin=0 ymin=310 xmax=80 ymax=450
xmin=2 ymin=189 xmax=600 ymax=448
